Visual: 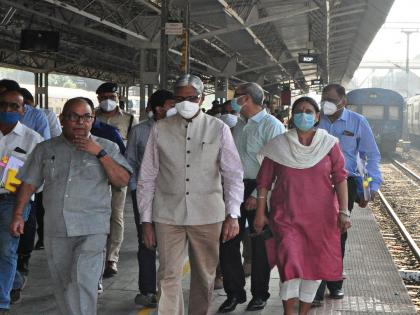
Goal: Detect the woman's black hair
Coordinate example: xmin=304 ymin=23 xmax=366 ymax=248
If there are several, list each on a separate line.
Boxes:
xmin=288 ymin=96 xmax=320 ymax=129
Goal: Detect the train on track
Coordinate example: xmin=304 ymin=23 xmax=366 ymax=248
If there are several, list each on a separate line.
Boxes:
xmin=347 ymin=88 xmax=404 ymax=153
xmin=406 ymin=95 xmax=420 ymax=144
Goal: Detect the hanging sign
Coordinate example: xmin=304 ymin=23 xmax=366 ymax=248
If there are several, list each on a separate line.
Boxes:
xmin=298 ymin=53 xmax=318 ymax=64
xmin=165 ymin=23 xmax=183 ymax=35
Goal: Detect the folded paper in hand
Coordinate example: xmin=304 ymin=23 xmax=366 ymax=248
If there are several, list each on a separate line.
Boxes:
xmin=1 ymin=156 xmax=24 ymax=191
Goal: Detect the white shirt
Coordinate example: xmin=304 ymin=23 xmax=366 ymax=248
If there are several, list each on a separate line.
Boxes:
xmin=43 ymin=109 xmax=62 ymax=137
xmin=0 ymin=121 xmax=44 ymax=194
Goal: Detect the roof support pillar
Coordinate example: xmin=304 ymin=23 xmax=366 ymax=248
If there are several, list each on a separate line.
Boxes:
xmin=159 ymin=0 xmax=168 ymax=88
xmin=139 ymin=84 xmax=146 ymax=119
xmin=215 ymin=77 xmax=229 ymax=102
xmin=118 ymin=85 xmax=129 ymax=110
xmin=34 ymin=72 xmax=49 ymax=109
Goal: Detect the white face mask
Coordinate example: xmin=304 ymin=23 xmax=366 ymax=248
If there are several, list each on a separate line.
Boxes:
xmin=220 ymin=114 xmax=238 ymax=128
xmin=321 ymin=100 xmax=338 ymax=116
xmin=166 ymin=107 xmax=177 ymax=118
xmin=100 ymin=99 xmax=118 ymax=112
xmin=175 ymin=101 xmax=199 ymax=119
xmin=147 ymin=111 xmax=154 ymax=119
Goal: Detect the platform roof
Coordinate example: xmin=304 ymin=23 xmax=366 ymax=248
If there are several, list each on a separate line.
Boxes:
xmin=0 ymin=0 xmax=394 ymax=93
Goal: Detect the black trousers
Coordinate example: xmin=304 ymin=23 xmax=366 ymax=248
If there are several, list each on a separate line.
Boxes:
xmin=17 ymin=201 xmax=36 ymax=260
xmin=34 ymin=192 xmax=45 ymax=244
xmin=315 ymin=177 xmax=358 ymax=298
xmin=131 ymin=190 xmax=156 ymax=294
xmin=220 ymin=179 xmax=271 ymax=301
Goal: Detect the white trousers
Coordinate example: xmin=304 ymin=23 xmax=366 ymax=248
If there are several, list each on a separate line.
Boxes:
xmin=279 ymin=278 xmax=322 ymax=303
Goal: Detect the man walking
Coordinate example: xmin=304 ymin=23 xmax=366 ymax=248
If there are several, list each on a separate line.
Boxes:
xmin=314 ymin=83 xmax=382 ymax=304
xmin=139 ymin=74 xmax=244 ymax=315
xmin=0 ymin=90 xmax=43 ymax=314
xmin=95 ymin=82 xmax=137 ymax=277
xmin=218 ymin=82 xmax=285 ymax=313
xmin=126 ymin=89 xmax=175 ymax=307
xmin=10 ymin=97 xmax=132 ymax=315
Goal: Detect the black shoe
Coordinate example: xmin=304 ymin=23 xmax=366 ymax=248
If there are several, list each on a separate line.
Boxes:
xmin=246 ymin=297 xmax=267 ymax=311
xmin=311 ymin=298 xmax=323 ymax=307
xmin=103 ymin=261 xmax=118 ymax=278
xmin=134 ymin=293 xmax=157 ymax=308
xmin=10 ymin=289 xmax=22 ymax=304
xmin=330 ymin=288 xmax=344 ymax=299
xmin=35 ymin=240 xmax=44 ymax=250
xmin=218 ymin=296 xmax=246 ymax=313
xmin=17 ymin=256 xmax=30 ymax=276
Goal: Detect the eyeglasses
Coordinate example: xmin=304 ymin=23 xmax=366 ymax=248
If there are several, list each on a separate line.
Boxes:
xmin=174 ymin=95 xmax=201 ymax=103
xmin=0 ymin=101 xmax=21 ymax=111
xmin=233 ymin=93 xmax=247 ymax=98
xmin=65 ymin=113 xmax=94 ymax=122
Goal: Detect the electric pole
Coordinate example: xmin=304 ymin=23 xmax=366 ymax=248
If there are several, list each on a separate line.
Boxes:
xmin=401 ymin=29 xmax=418 ymax=98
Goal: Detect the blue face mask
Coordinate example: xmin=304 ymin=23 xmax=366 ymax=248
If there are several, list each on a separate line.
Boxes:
xmin=293 ymin=113 xmax=316 ymax=131
xmin=0 ymin=112 xmax=21 ymax=125
xmin=230 ymin=97 xmax=242 ymax=113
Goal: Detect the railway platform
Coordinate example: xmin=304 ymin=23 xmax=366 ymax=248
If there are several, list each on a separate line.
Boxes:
xmin=10 ymin=199 xmax=417 ymax=315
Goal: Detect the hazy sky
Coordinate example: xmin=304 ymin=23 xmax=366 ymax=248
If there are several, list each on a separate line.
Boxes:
xmin=361 ymin=0 xmax=420 ymax=62
xmin=350 ymin=0 xmax=420 ymax=88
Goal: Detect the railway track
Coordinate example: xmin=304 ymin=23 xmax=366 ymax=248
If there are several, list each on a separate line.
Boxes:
xmin=371 ymin=160 xmax=420 ymax=311
xmin=382 ymin=159 xmax=420 ymax=262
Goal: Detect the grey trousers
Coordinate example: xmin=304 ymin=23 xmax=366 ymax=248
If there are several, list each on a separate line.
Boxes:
xmin=44 ymin=234 xmax=107 ymax=315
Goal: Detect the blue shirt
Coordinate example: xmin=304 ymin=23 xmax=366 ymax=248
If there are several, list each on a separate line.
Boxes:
xmin=91 ymin=120 xmax=126 ymax=154
xmin=20 ymin=104 xmax=50 ymax=140
xmin=318 ymin=108 xmax=382 ymax=191
xmin=125 ymin=118 xmax=154 ymax=191
xmin=233 ymin=110 xmax=285 ymax=180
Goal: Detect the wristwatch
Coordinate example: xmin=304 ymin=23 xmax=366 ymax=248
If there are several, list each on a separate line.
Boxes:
xmin=339 ymin=209 xmax=351 ymax=217
xmin=96 ymin=149 xmax=108 ymax=159
xmin=227 ymin=214 xmax=239 ymax=219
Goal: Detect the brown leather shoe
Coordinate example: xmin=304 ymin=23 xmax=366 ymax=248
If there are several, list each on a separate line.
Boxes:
xmin=103 ymin=261 xmax=118 ymax=278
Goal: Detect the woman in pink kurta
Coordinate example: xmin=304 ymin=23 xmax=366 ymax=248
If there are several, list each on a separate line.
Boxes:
xmin=254 ymin=97 xmax=349 ymax=315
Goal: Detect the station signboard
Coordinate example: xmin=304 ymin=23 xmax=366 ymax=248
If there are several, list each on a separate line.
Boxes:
xmin=311 ymin=79 xmax=323 ymax=85
xmin=165 ymin=23 xmax=183 ymax=35
xmin=298 ymin=53 xmax=318 ymax=64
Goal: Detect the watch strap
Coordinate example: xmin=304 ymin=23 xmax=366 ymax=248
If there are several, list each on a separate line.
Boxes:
xmin=96 ymin=149 xmax=108 ymax=159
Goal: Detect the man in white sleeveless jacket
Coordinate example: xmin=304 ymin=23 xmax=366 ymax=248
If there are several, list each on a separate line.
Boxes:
xmin=138 ymin=74 xmax=244 ymax=315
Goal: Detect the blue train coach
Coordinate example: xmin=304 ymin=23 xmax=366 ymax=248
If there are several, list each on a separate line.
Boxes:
xmin=347 ymin=88 xmax=404 ymax=153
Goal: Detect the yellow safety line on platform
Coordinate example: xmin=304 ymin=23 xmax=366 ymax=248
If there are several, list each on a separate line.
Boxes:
xmin=136 ymin=261 xmax=191 ymax=315
xmin=137 ymin=309 xmax=155 ymax=315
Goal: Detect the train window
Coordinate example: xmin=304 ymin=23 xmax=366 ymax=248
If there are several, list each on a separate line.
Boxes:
xmin=347 ymin=105 xmax=359 ymax=113
xmin=362 ymin=105 xmax=384 ymax=119
xmin=388 ymin=106 xmax=400 ymax=120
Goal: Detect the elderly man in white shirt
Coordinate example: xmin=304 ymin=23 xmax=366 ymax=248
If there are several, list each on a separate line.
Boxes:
xmin=0 ymin=90 xmax=43 ymax=314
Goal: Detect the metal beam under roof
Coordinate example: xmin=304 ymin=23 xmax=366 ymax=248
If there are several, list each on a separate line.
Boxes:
xmin=0 ymin=0 xmax=395 ymax=94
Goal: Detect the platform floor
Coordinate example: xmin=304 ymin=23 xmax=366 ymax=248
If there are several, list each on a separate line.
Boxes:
xmin=11 ymin=199 xmax=417 ymax=315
